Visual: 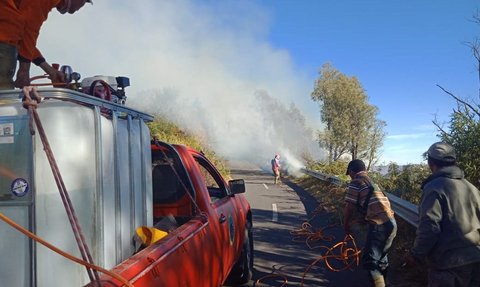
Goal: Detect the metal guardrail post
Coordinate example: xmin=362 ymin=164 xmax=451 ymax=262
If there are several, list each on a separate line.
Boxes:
xmin=301 ymin=168 xmax=419 ymax=228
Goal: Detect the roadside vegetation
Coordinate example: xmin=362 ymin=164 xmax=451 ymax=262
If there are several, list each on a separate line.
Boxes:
xmin=147 ymin=115 xmax=230 ymax=179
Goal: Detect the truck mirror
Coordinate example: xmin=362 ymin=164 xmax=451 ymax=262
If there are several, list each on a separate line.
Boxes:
xmin=229 ymin=179 xmax=245 ymax=194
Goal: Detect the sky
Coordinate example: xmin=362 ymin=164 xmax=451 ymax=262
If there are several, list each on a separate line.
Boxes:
xmin=33 ymin=0 xmax=479 ymax=166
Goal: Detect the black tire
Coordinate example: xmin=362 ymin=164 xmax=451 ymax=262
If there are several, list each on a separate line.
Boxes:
xmin=224 ymin=227 xmax=254 ymax=286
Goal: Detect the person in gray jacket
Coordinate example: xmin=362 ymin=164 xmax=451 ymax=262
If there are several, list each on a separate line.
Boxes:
xmin=405 ymin=142 xmax=480 ymax=287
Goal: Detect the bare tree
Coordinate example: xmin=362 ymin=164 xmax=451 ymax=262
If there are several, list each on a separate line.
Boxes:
xmin=433 ymin=11 xmax=480 ymax=187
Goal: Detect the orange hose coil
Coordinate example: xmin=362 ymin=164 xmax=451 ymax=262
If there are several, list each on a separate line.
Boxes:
xmin=300 ymin=234 xmax=361 ymax=286
xmin=255 ymin=274 xmax=288 ymax=286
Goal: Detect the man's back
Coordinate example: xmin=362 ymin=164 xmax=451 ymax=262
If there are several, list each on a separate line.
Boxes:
xmin=0 ymin=1 xmax=24 ymax=46
xmin=345 ymin=172 xmax=394 ymax=225
xmin=418 ymin=165 xmax=480 ymax=269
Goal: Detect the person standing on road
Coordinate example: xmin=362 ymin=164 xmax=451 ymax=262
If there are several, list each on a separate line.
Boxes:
xmin=405 ymin=142 xmax=480 ymax=287
xmin=271 ymin=154 xmax=281 ymax=184
xmin=343 ymin=159 xmax=397 ymax=287
xmin=0 ymin=0 xmax=92 ymax=89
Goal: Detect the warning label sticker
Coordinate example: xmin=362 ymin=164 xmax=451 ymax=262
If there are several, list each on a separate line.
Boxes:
xmin=0 ymin=123 xmax=14 ymax=144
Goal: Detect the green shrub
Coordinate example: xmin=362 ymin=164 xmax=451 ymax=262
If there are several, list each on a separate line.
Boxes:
xmin=395 ymin=164 xmax=430 ymax=204
xmin=307 ymin=160 xmax=349 ymax=182
xmin=308 ymin=160 xmax=430 ymax=205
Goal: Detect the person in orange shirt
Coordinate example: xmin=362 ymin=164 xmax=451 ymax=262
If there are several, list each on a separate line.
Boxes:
xmin=0 ymin=0 xmax=92 ymax=89
xmin=0 ymin=0 xmax=23 ymax=89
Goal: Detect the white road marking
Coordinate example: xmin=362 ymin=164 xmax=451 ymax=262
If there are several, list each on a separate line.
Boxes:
xmin=263 ymin=183 xmax=269 ymax=189
xmin=272 ymin=203 xmax=278 ymax=222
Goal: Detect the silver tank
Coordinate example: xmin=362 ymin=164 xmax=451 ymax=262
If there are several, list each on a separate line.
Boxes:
xmin=0 ymin=88 xmax=153 ymax=287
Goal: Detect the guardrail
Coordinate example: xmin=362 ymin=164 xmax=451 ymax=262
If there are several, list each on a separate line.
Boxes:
xmin=301 ymin=168 xmax=419 ymax=228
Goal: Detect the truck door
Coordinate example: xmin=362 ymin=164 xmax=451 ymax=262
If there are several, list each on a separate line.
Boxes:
xmin=193 ymin=155 xmax=238 ymax=279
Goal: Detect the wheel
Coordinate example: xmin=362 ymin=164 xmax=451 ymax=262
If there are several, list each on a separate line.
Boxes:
xmin=224 ymin=226 xmax=254 ymax=286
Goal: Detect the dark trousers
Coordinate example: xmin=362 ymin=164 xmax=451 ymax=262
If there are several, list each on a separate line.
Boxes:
xmin=0 ymin=42 xmax=17 ymax=89
xmin=362 ymin=218 xmax=397 ymax=278
xmin=429 ymin=262 xmax=480 ymax=287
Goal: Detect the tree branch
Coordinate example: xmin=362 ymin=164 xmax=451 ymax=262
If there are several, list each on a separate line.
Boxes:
xmin=432 ymin=120 xmax=448 ymax=139
xmin=436 ymin=84 xmax=480 ymax=117
xmin=472 ymin=9 xmax=480 ymax=24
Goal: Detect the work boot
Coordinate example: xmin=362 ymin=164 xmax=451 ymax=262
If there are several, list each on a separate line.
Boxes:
xmin=372 ymin=275 xmax=385 ymax=287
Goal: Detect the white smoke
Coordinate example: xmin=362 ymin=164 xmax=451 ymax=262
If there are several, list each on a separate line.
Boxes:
xmin=278 ymin=148 xmax=306 ymax=177
xmin=35 ymin=0 xmax=326 ymax=166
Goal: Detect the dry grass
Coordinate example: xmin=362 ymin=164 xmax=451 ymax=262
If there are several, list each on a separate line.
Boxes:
xmin=147 ymin=116 xmax=230 ymax=178
xmin=293 ymin=176 xmax=428 ymax=286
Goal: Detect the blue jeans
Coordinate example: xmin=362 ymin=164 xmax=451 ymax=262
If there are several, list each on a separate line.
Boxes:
xmin=362 ymin=218 xmax=397 ymax=277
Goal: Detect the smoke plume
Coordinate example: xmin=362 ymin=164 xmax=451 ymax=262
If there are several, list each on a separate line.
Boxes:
xmin=36 ymin=0 xmax=326 ymax=169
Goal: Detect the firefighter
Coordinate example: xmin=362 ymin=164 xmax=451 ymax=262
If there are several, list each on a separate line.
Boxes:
xmin=0 ymin=0 xmax=92 ymax=90
xmin=271 ymin=154 xmax=281 ymax=184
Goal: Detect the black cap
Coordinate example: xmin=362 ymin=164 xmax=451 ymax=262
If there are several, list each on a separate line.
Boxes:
xmin=427 ymin=142 xmax=456 ymax=163
xmin=346 ymin=159 xmax=366 ymax=175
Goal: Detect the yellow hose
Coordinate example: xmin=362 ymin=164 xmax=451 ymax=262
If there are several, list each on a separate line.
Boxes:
xmin=0 ymin=212 xmax=134 ymax=287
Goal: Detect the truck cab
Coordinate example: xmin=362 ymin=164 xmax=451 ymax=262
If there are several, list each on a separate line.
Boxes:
xmin=111 ymin=141 xmax=253 ymax=287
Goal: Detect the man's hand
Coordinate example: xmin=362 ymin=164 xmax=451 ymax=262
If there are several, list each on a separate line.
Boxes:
xmin=48 ymin=69 xmax=66 ymax=87
xmin=39 ymin=62 xmax=65 ymax=85
xmin=14 ymin=62 xmax=31 ymax=88
xmin=343 ymin=202 xmax=355 ymax=235
xmin=403 ymin=250 xmax=421 ymax=267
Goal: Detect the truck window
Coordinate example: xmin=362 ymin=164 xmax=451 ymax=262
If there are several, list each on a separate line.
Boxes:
xmin=151 ymin=147 xmax=195 ymax=223
xmin=194 ymin=157 xmax=228 ymax=202
xmin=152 ymin=163 xmax=181 ymax=204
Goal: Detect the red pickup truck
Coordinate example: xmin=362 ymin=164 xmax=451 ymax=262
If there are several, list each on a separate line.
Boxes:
xmin=0 ymin=74 xmax=252 ymax=287
xmin=105 ymin=140 xmax=254 ymax=287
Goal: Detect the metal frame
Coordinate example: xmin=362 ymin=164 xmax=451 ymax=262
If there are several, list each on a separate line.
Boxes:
xmin=0 ymin=87 xmax=155 ymax=285
xmin=0 ymin=88 xmax=154 ymax=122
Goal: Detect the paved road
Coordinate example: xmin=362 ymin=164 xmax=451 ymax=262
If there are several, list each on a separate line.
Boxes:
xmin=230 ymin=162 xmax=371 ymax=287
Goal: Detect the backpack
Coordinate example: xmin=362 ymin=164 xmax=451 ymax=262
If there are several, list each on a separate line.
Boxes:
xmin=356 ymin=176 xmax=376 ymax=216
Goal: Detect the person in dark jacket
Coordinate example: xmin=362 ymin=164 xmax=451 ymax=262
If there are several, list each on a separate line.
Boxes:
xmin=405 ymin=142 xmax=480 ymax=287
